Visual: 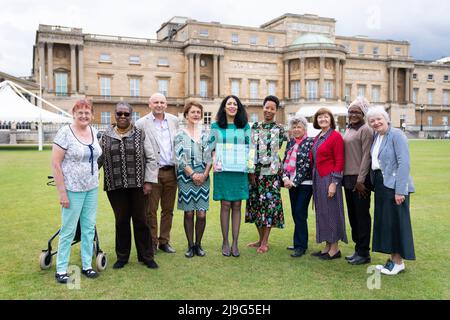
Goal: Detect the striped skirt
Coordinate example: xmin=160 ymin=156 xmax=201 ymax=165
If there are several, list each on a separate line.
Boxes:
xmin=312 ymin=168 xmax=348 ymax=244
xmin=176 ymin=163 xmax=210 ymax=212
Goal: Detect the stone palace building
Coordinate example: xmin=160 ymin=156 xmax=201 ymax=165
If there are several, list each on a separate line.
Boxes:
xmin=30 ymin=13 xmax=450 ymax=136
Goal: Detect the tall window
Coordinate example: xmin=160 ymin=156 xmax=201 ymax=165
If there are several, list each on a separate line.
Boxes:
xmin=249 ymin=81 xmax=259 ymax=100
xmin=203 ymin=112 xmax=212 ymax=125
xmin=373 ymin=47 xmax=379 ymax=57
xmin=443 ymin=116 xmax=448 ymax=126
xmin=200 ymin=79 xmax=208 ymax=98
xmin=372 ymin=86 xmax=381 ymax=103
xmin=358 ymin=45 xmax=365 ymax=55
xmin=101 ymin=112 xmax=111 ymax=124
xmin=132 ymin=112 xmax=140 ymax=123
xmin=231 ymin=80 xmax=240 ymax=96
xmin=158 ymin=79 xmax=169 ymax=96
xmin=130 ymin=78 xmax=140 ymax=97
xmin=55 ymin=72 xmax=68 ymax=96
xmin=100 ymin=76 xmax=111 ymax=97
xmin=443 ymin=90 xmax=449 ymax=106
xmin=250 ymin=113 xmax=258 ymax=123
xmin=357 ymin=85 xmax=366 ymax=98
xmin=290 ymin=81 xmax=300 ymax=99
xmin=267 ymin=36 xmax=275 ymax=47
xmin=267 ymin=81 xmax=276 ymax=96
xmin=324 ymin=80 xmax=333 ymax=99
xmin=307 ymin=80 xmax=318 ymax=100
xmin=249 ymin=35 xmax=257 ymax=46
xmin=344 ymin=84 xmax=352 ymax=101
xmin=427 ymin=116 xmax=433 ymax=126
xmin=412 ymin=88 xmax=418 ymax=104
xmin=427 ymin=89 xmax=434 ymax=105
xmin=231 ymin=33 xmax=239 ymax=44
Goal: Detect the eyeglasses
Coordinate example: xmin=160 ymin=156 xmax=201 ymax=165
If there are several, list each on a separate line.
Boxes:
xmin=116 ymin=112 xmax=131 ymax=117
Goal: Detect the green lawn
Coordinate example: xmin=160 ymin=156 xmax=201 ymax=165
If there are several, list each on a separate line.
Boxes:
xmin=0 ymin=140 xmax=449 ymax=299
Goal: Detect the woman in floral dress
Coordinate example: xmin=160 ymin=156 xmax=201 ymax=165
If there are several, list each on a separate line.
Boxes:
xmin=245 ymin=95 xmax=286 ymax=253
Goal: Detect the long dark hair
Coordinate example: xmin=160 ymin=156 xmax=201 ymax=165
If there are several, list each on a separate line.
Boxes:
xmin=216 ymin=95 xmax=248 ymax=129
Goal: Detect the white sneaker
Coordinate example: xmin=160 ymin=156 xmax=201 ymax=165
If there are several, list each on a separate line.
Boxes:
xmin=381 ymin=261 xmax=405 ymax=275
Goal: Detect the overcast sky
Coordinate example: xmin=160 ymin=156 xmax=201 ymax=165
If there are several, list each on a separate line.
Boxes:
xmin=1 ymin=0 xmax=449 ymax=77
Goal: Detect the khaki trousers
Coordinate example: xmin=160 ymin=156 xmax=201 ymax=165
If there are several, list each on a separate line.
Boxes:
xmin=148 ymin=167 xmax=177 ymax=246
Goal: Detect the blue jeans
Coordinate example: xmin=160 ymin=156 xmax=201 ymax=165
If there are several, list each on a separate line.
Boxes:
xmin=56 ymin=188 xmax=98 ymax=273
xmin=289 ymin=185 xmax=313 ymax=251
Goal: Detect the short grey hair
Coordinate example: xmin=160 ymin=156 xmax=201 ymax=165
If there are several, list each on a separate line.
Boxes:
xmin=116 ymin=101 xmax=133 ymax=113
xmin=366 ymin=106 xmax=390 ymax=124
xmin=288 ymin=115 xmax=308 ymax=130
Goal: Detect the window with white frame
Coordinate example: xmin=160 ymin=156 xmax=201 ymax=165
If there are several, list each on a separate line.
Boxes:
xmin=200 ymin=79 xmax=208 ymax=98
xmin=412 ymin=88 xmax=418 ymax=104
xmin=267 ymin=81 xmax=276 ymax=96
xmin=443 ymin=116 xmax=448 ymax=126
xmin=199 ymin=29 xmax=209 ymax=37
xmin=158 ymin=79 xmax=169 ymax=97
xmin=231 ymin=80 xmax=240 ymax=96
xmin=427 ymin=89 xmax=434 ymax=105
xmin=358 ymin=45 xmax=365 ymax=55
xmin=290 ymin=80 xmax=300 ymax=99
xmin=443 ymin=90 xmax=449 ymax=105
xmin=129 ymin=55 xmax=140 ymax=64
xmin=130 ymin=78 xmax=140 ymax=97
xmin=204 ymin=112 xmax=212 ymax=125
xmin=100 ymin=76 xmax=111 ymax=97
xmin=158 ymin=58 xmax=169 ymax=66
xmin=101 ymin=112 xmax=111 ymax=124
xmin=395 ymin=47 xmax=402 ymax=55
xmin=249 ymin=80 xmax=259 ymax=99
xmin=231 ymin=33 xmax=239 ymax=44
xmin=99 ymin=53 xmax=111 ymax=63
xmin=373 ymin=47 xmax=379 ymax=56
xmin=132 ymin=112 xmax=140 ymax=123
xmin=427 ymin=116 xmax=433 ymax=126
xmin=357 ymin=85 xmax=366 ymax=98
xmin=267 ymin=36 xmax=275 ymax=47
xmin=324 ymin=80 xmax=333 ymax=99
xmin=344 ymin=84 xmax=352 ymax=101
xmin=307 ymin=80 xmax=318 ymax=100
xmin=55 ymin=72 xmax=68 ymax=96
xmin=428 ymin=74 xmax=434 ymax=81
xmin=249 ymin=35 xmax=257 ymax=46
xmin=372 ymin=86 xmax=381 ymax=103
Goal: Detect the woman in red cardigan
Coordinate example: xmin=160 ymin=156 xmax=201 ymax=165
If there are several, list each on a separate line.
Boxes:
xmin=310 ymin=108 xmax=348 ymax=260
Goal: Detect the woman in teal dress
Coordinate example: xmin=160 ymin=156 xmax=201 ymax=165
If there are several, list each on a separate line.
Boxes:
xmin=210 ymin=95 xmax=250 ymax=257
xmin=175 ymin=102 xmax=212 ymax=258
xmin=245 ymin=95 xmax=286 ymax=254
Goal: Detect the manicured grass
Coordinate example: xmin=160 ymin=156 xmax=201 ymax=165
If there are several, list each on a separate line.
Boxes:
xmin=0 ymin=140 xmax=449 ymax=299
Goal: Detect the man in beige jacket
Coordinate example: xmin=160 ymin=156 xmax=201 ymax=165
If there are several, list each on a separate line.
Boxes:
xmin=136 ymin=93 xmax=180 ymax=254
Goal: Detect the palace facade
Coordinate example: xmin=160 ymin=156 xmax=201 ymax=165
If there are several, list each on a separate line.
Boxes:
xmin=31 ymin=13 xmax=450 ymax=136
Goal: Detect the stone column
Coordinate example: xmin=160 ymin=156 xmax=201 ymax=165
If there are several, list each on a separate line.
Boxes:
xmin=341 ymin=61 xmax=345 ymax=101
xmin=319 ymin=56 xmax=325 ymax=100
xmin=300 ymin=58 xmax=306 ymax=99
xmin=335 ymin=58 xmax=340 ymax=100
xmin=78 ymin=45 xmax=84 ymax=93
xmin=405 ymin=69 xmax=410 ymax=103
xmin=213 ymin=55 xmax=219 ymax=98
xmin=195 ymin=54 xmax=201 ymax=96
xmin=70 ymin=44 xmax=77 ymax=94
xmin=38 ymin=42 xmax=46 ymax=89
xmin=284 ymin=60 xmax=289 ymax=99
xmin=47 ymin=43 xmax=53 ymax=92
xmin=188 ymin=54 xmax=194 ymax=96
xmin=219 ymin=55 xmax=225 ymax=97
xmin=389 ymin=67 xmax=394 ymax=102
xmin=394 ymin=68 xmax=398 ymax=102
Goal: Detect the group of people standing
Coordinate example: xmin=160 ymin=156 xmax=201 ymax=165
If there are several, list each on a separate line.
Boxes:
xmin=51 ymin=92 xmax=416 ymax=284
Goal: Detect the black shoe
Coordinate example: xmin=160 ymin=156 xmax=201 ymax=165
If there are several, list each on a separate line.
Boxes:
xmin=287 ymin=245 xmax=295 ymax=251
xmin=320 ymin=251 xmax=342 ymax=260
xmin=55 ymin=273 xmax=69 ymax=284
xmin=195 ymin=244 xmax=206 ymax=257
xmin=345 ymin=252 xmax=358 ymax=261
xmin=185 ymin=246 xmax=195 ymax=258
xmin=291 ymin=249 xmax=306 ymax=258
xmin=145 ymin=259 xmax=159 ymax=269
xmin=349 ymin=255 xmax=371 ymax=265
xmin=113 ymin=260 xmax=128 ymax=269
xmin=311 ymin=250 xmax=328 ymax=257
xmin=159 ymin=243 xmax=176 ymax=253
xmin=81 ymin=268 xmax=99 ymax=278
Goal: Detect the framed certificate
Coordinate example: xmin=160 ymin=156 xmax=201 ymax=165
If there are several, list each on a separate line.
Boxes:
xmin=214 ymin=142 xmax=249 ymax=172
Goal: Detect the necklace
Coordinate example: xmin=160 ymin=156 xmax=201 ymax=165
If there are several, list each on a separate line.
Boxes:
xmin=115 ymin=124 xmax=132 ymax=137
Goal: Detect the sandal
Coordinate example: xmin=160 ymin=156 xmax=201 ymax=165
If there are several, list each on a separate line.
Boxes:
xmin=256 ymin=245 xmax=269 ymax=254
xmin=55 ymin=273 xmax=69 ymax=284
xmin=82 ymin=268 xmax=99 ymax=279
xmin=246 ymin=241 xmax=260 ymax=248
